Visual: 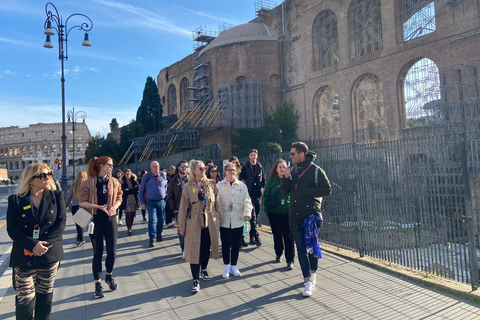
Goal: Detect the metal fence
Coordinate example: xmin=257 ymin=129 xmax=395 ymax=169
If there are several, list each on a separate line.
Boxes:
xmin=256 ymin=125 xmax=480 ymax=288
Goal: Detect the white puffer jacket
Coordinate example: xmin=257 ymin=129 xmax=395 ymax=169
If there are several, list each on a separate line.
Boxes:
xmin=217 ymin=178 xmax=252 ymax=229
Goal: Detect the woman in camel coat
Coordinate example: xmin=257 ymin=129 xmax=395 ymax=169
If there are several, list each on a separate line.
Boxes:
xmin=177 ymin=160 xmax=220 ymax=293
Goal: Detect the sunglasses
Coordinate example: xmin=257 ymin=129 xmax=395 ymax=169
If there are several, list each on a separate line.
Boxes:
xmin=226 ymin=169 xmax=236 ymax=172
xmin=198 ymin=167 xmax=206 ymax=171
xmin=105 ymin=163 xmax=114 ymax=168
xmin=33 ymin=171 xmax=54 ymax=181
xmin=210 ymin=170 xmax=217 ymax=173
xmin=180 ymin=164 xmax=189 ymax=168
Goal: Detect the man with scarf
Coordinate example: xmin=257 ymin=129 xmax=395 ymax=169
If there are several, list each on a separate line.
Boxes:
xmin=282 ymin=142 xmax=331 ymax=297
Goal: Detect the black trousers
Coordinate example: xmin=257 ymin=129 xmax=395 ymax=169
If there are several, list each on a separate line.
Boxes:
xmin=249 ymin=197 xmax=261 ymax=240
xmin=190 ymin=227 xmax=211 ymax=280
xmin=90 ymin=214 xmax=117 ymax=280
xmin=267 ymin=213 xmax=295 ymax=263
xmin=220 ymin=226 xmax=243 ymax=266
xmin=71 ymin=205 xmax=84 ymax=242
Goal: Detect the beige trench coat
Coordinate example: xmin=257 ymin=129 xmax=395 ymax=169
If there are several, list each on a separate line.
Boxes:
xmin=177 ymin=178 xmax=220 ymax=264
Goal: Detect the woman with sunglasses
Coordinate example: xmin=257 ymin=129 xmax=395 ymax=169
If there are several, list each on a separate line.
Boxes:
xmin=206 ymin=165 xmax=221 ymax=183
xmin=120 ymin=169 xmax=140 ymax=236
xmin=217 ymin=162 xmax=252 ymax=279
xmin=78 ymin=156 xmax=123 ymax=299
xmin=7 ymin=163 xmax=66 ymax=319
xmin=66 ymin=170 xmax=89 ymax=247
xmin=177 ymin=160 xmax=220 ymax=293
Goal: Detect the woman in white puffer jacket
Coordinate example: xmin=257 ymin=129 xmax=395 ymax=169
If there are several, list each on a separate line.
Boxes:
xmin=217 ymin=162 xmax=252 ymax=278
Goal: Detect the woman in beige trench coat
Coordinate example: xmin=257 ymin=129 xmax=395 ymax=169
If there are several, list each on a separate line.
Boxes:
xmin=177 ymin=160 xmax=220 ymax=293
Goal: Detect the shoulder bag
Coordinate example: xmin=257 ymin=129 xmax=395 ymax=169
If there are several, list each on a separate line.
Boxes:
xmin=72 ymin=178 xmax=94 ymax=229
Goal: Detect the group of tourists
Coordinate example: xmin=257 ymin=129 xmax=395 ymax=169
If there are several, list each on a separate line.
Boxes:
xmin=6 ymin=141 xmax=331 ymax=319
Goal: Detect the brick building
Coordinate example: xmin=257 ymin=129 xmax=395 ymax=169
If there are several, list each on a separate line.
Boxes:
xmin=156 ymin=0 xmax=480 ymax=149
xmin=0 ymin=122 xmax=91 ymax=180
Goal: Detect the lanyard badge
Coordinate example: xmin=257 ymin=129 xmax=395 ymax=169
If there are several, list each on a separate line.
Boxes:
xmin=33 ymin=224 xmax=40 ymax=240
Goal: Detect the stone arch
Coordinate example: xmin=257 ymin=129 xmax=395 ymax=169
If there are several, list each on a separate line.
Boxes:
xmin=313 ymin=86 xmax=340 ymax=141
xmin=352 ymin=73 xmax=386 ymax=143
xmin=168 ymin=84 xmax=177 ymax=115
xmin=348 ymin=0 xmax=383 ymax=59
xmin=398 ymin=57 xmax=440 ymax=129
xmin=312 ymin=10 xmax=339 ymax=71
xmin=269 ymin=74 xmax=280 ymax=88
xmin=179 ymin=77 xmax=190 ymax=114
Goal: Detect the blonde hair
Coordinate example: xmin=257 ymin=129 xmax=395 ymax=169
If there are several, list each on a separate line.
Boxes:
xmin=72 ymin=170 xmax=88 ymax=199
xmin=16 ymin=163 xmax=56 ymax=196
xmin=188 ymin=159 xmax=205 ymax=183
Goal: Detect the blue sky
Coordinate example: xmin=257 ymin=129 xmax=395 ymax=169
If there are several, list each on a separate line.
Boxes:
xmin=0 ymin=0 xmax=256 ymax=137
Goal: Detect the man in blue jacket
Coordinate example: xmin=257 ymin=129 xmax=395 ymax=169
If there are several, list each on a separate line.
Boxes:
xmin=139 ymin=161 xmax=168 ymax=247
xmin=282 ymin=142 xmax=331 ymax=297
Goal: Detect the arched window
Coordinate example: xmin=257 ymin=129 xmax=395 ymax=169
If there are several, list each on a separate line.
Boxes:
xmin=313 ymin=86 xmax=340 ymax=141
xmin=348 ymin=0 xmax=383 ymax=59
xmin=168 ymin=84 xmax=177 ymax=115
xmin=395 ymin=0 xmax=436 ymax=42
xmin=179 ymin=77 xmax=190 ymax=114
xmin=312 ymin=10 xmax=339 ymax=71
xmin=399 ymin=58 xmax=440 ymax=128
xmin=353 ymin=73 xmax=387 ymax=143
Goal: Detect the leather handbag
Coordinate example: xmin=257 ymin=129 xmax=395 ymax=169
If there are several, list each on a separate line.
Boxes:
xmin=72 ymin=178 xmax=94 ymax=228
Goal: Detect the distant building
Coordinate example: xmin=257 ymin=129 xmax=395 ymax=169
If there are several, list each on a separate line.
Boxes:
xmin=0 ymin=123 xmax=91 ymax=180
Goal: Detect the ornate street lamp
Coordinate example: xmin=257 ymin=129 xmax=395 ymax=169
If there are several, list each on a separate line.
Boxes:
xmin=43 ymin=2 xmax=93 ymax=191
xmin=67 ymin=107 xmax=87 ymax=177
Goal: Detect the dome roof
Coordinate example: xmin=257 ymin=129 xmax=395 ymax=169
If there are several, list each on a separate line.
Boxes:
xmin=200 ymin=23 xmax=278 ymax=55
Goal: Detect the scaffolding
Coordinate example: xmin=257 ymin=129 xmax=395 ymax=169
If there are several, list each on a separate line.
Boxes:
xmin=192 ymin=26 xmax=217 ymax=52
xmin=395 ymin=0 xmax=436 ymax=42
xmin=313 ymin=9 xmax=339 ymax=71
xmin=348 ymin=0 xmax=383 ymax=58
xmin=353 ymin=74 xmax=387 ymax=143
xmin=314 ymin=86 xmax=340 ymax=141
xmin=219 ymin=22 xmax=234 ymax=34
xmin=255 ymin=0 xmax=276 ymax=17
xmin=223 ymin=79 xmax=263 ymax=129
xmin=399 ymin=57 xmax=441 ymax=128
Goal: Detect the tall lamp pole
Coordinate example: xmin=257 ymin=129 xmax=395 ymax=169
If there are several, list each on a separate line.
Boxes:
xmin=43 ymin=2 xmax=93 ymax=191
xmin=67 ymin=107 xmax=87 ymax=177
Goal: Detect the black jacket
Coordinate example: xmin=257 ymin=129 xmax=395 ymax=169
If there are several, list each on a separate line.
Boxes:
xmin=239 ymin=162 xmax=266 ymax=199
xmin=7 ymin=190 xmax=66 ymax=268
xmin=281 ymin=151 xmax=331 ymax=230
xmin=121 ymin=177 xmax=140 ymax=209
xmin=166 ymin=174 xmax=187 ymax=212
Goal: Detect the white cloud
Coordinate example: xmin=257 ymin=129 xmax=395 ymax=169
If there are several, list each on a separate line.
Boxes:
xmin=73 ymin=66 xmax=81 ymax=73
xmin=3 ymin=70 xmax=16 ymax=76
xmin=88 ymin=67 xmax=99 ymax=72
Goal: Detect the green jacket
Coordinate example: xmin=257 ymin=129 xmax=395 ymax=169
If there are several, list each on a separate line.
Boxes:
xmin=263 ymin=175 xmax=290 ymax=214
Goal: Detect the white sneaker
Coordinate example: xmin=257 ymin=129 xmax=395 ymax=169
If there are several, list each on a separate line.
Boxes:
xmin=181 ymin=251 xmax=185 ymax=260
xmin=222 ymin=264 xmax=230 ymax=279
xmin=117 ymin=219 xmax=123 ymax=225
xmin=303 ymin=281 xmax=316 ymax=297
xmin=230 ymin=265 xmax=241 ymax=277
xmin=310 ymin=272 xmax=317 ymax=286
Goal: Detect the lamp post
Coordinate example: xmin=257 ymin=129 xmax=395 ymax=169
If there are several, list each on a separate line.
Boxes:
xmin=43 ymin=2 xmax=93 ymax=192
xmin=67 ymin=107 xmax=87 ymax=177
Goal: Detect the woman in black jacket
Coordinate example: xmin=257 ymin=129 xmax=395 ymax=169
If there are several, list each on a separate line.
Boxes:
xmin=7 ymin=163 xmax=66 ymax=320
xmin=120 ymin=169 xmax=140 ymax=236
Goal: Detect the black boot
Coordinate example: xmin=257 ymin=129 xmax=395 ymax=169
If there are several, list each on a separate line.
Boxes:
xmin=34 ymin=292 xmax=53 ymax=320
xmin=15 ymin=295 xmax=35 ymax=320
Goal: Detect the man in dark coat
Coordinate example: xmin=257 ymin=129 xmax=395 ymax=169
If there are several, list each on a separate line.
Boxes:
xmin=239 ymin=149 xmax=266 ymax=247
xmin=282 ymin=142 xmax=331 ymax=298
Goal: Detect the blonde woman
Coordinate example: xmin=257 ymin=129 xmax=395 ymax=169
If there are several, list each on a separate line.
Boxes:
xmin=66 ymin=170 xmax=88 ymax=247
xmin=217 ymin=162 xmax=252 ymax=279
xmin=7 ymin=163 xmax=66 ymax=319
xmin=78 ymin=156 xmax=123 ymax=299
xmin=177 ymin=160 xmax=220 ymax=293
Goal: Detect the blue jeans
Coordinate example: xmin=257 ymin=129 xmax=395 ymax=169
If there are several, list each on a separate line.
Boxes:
xmin=174 ymin=212 xmax=185 ymax=251
xmin=291 ymin=227 xmax=319 ymax=279
xmin=146 ymin=199 xmax=165 ymax=241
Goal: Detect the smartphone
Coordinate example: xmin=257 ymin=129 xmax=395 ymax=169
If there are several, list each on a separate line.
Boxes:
xmin=45 ymin=244 xmax=53 ymax=249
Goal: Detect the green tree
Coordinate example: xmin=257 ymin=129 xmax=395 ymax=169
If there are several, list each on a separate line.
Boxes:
xmin=264 ymin=103 xmax=300 ymax=150
xmin=232 ymin=124 xmax=283 ymax=156
xmin=109 ymin=118 xmax=119 ymax=132
xmin=84 ymin=134 xmax=123 ymax=164
xmin=136 ymin=76 xmax=163 ymax=134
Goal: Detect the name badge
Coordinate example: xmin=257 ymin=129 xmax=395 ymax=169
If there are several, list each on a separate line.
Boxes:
xmin=33 ymin=225 xmax=40 ymax=240
xmin=23 ymin=205 xmax=32 ymax=210
xmin=281 ymin=199 xmax=285 ymax=205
